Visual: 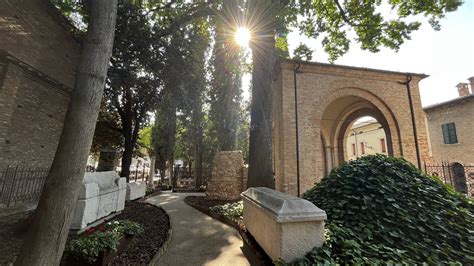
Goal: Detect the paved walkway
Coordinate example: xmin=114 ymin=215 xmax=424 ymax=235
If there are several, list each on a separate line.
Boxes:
xmin=147 ymin=192 xmax=250 ymax=266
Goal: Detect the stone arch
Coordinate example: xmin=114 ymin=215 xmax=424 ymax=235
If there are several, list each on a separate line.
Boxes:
xmin=314 ymin=87 xmax=401 ymax=169
xmin=336 ymin=107 xmax=394 ymax=162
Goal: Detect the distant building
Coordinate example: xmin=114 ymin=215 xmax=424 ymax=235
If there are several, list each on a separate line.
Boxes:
xmin=0 ymin=0 xmax=80 ymax=169
xmin=346 ymin=119 xmax=388 ymax=161
xmin=424 ymin=77 xmax=474 ymax=165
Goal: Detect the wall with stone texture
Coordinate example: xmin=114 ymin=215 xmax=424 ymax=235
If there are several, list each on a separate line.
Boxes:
xmin=207 ymin=151 xmax=246 ymax=200
xmin=273 ymin=60 xmax=431 ymax=195
xmin=0 ymin=0 xmax=80 ymax=168
xmin=424 ymin=95 xmax=474 ymax=165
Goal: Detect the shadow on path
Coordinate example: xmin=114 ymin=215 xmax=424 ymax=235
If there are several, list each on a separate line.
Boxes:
xmin=147 ymin=192 xmax=250 ymax=266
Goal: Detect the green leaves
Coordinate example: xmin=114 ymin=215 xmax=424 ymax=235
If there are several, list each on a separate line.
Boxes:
xmin=292 ymin=0 xmax=462 ymax=61
xmin=210 ymin=201 xmax=243 ymax=219
xmin=289 ymin=155 xmax=474 ymax=265
xmin=67 ymin=231 xmax=120 ymax=264
xmin=66 ymin=220 xmax=144 ymax=263
xmin=293 ymin=43 xmax=314 ymax=61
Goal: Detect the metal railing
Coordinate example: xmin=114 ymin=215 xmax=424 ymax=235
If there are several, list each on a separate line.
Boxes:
xmin=424 ymin=161 xmax=474 ymax=196
xmin=0 ymin=166 xmax=49 ymax=207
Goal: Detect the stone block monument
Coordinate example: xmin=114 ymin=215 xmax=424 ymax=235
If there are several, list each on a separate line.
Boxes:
xmin=241 ymin=187 xmax=327 ymax=262
xmin=206 ymin=151 xmax=247 ymax=200
xmin=71 ymin=171 xmax=126 ymax=230
xmin=97 ymin=147 xmax=118 ymax=171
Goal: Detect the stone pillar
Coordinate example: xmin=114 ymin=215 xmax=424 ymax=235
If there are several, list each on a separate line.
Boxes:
xmin=206 ymin=151 xmax=245 ymax=200
xmin=97 ymin=147 xmax=117 ymax=172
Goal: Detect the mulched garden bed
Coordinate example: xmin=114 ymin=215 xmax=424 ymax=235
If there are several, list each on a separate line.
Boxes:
xmin=185 ymin=196 xmax=273 ymax=266
xmin=108 ymin=201 xmax=170 ymax=265
xmin=0 ymin=200 xmax=170 ymax=265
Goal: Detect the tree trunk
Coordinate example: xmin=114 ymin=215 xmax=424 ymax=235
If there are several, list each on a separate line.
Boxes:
xmin=15 ymin=1 xmax=117 ymax=265
xmin=148 ymin=156 xmax=155 ymax=188
xmin=121 ymin=139 xmax=134 ymax=182
xmin=194 ymin=139 xmax=203 ymax=188
xmin=247 ymin=26 xmax=277 ymax=188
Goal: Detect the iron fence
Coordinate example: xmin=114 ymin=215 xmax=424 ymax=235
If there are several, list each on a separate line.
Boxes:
xmin=424 ymin=161 xmax=474 ymax=196
xmin=0 ymin=166 xmax=49 ymax=207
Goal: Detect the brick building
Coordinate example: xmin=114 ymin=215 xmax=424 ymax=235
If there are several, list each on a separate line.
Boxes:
xmin=346 ymin=118 xmax=388 ymax=161
xmin=272 ymin=59 xmax=431 ymax=195
xmin=424 ymin=77 xmax=474 ymax=165
xmin=0 ymin=0 xmax=80 ymax=169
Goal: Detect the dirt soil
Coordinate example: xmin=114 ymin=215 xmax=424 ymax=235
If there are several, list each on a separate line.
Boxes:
xmin=109 ymin=201 xmax=170 ymax=265
xmin=0 ymin=201 xmax=170 ymax=265
xmin=0 ymin=211 xmax=34 ymax=264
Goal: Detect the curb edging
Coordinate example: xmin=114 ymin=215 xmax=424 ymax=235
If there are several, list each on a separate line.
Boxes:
xmin=148 ymin=227 xmax=173 ymax=265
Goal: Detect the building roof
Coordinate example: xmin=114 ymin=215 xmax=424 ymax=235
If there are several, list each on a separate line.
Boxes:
xmin=423 ymin=94 xmax=474 ymax=112
xmin=279 ymin=58 xmax=429 ymax=78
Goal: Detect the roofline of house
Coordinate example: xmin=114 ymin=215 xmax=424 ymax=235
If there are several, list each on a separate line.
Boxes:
xmin=423 ymin=94 xmax=474 ymax=112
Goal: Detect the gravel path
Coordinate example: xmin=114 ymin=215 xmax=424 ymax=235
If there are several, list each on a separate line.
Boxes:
xmin=146 ymin=192 xmax=250 ymax=266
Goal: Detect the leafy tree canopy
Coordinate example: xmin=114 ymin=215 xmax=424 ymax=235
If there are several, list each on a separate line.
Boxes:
xmin=293 ymin=43 xmax=313 ymax=61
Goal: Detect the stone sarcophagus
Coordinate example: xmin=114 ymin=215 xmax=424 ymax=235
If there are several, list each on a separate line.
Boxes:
xmin=241 ymin=187 xmax=327 ymax=262
xmin=126 ymin=181 xmax=146 ymax=201
xmin=71 ymin=171 xmax=126 ymax=230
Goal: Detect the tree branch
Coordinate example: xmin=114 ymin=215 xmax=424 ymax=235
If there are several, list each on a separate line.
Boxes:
xmin=155 ymin=5 xmax=216 ymax=38
xmin=145 ymin=0 xmax=177 ymax=15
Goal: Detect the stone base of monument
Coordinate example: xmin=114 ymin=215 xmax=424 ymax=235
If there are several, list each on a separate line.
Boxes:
xmin=126 ymin=182 xmax=146 ymax=201
xmin=71 ymin=171 xmax=126 ymax=230
xmin=241 ymin=187 xmax=327 ymax=263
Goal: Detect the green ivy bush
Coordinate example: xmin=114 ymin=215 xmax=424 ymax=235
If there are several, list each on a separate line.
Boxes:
xmin=210 ymin=201 xmax=243 ymax=220
xmin=289 ymin=155 xmax=474 ymax=265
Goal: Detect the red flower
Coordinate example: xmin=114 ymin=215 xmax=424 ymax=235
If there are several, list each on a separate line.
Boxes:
xmin=85 ymin=227 xmax=95 ymax=235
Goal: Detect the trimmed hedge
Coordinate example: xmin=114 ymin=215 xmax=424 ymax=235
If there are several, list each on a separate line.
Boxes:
xmin=289 ymin=155 xmax=474 ymax=265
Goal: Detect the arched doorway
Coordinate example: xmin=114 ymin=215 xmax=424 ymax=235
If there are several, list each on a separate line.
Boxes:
xmin=271 ymin=60 xmax=430 ymax=195
xmin=320 ymin=95 xmax=398 ymax=171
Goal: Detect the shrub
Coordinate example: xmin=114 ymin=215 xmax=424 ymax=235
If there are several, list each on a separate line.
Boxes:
xmin=67 ymin=231 xmax=120 ymax=264
xmin=105 ymin=220 xmax=145 ymax=236
xmin=66 ymin=220 xmax=144 ymax=263
xmin=210 ymin=201 xmax=243 ymax=220
xmin=290 ymin=155 xmax=474 ymax=265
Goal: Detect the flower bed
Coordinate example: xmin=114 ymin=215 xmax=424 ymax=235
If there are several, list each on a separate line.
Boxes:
xmin=64 ymin=220 xmax=144 ymax=265
xmin=109 ymin=202 xmax=171 ymax=264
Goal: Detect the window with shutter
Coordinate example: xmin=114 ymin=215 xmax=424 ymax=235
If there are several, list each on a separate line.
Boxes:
xmin=441 ymin=123 xmax=458 ymax=144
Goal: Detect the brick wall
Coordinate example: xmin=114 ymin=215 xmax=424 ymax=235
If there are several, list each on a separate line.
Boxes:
xmin=273 ymin=60 xmax=431 ymax=195
xmin=424 ymin=96 xmax=474 ymax=165
xmin=0 ymin=0 xmax=80 ymax=168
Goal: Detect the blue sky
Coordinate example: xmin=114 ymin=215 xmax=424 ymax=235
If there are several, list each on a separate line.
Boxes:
xmin=243 ymin=1 xmax=474 ymax=107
